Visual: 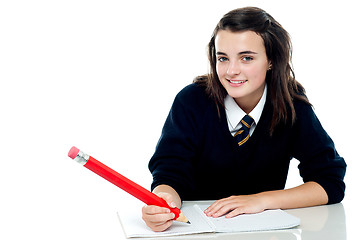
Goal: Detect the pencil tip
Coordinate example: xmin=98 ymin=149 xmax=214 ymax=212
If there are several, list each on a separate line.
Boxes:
xmin=187 ymin=221 xmax=191 ymax=224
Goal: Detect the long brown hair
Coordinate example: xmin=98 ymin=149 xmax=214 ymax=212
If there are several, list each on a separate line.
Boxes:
xmin=194 ymin=7 xmax=310 ymax=134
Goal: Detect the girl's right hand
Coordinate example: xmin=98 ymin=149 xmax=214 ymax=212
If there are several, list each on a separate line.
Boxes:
xmin=141 ymin=192 xmax=177 ymax=232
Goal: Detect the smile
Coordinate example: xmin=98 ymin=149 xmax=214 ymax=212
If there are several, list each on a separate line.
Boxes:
xmin=227 ymin=79 xmax=248 ymax=84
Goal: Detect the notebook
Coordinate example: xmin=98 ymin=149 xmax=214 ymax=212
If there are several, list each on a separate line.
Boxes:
xmin=117 ymin=201 xmax=300 ymax=238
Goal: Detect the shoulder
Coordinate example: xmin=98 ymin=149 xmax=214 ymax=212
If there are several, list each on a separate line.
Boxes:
xmin=291 ymin=97 xmax=329 ymax=140
xmin=174 ymin=83 xmax=212 ymax=108
xmin=292 ymin=97 xmax=316 ymax=122
xmin=176 ymin=83 xmax=208 ymax=100
xmin=168 ymin=83 xmax=219 ymax=129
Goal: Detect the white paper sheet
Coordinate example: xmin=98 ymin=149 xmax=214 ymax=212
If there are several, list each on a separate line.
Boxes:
xmin=196 ymin=204 xmax=300 ymax=233
xmin=117 ymin=202 xmax=300 ymax=238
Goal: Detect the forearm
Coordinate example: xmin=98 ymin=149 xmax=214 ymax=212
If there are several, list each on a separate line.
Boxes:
xmin=152 ymin=184 xmax=182 ymax=208
xmin=259 ymin=181 xmax=329 ymax=210
xmin=204 ymin=181 xmax=329 ymax=218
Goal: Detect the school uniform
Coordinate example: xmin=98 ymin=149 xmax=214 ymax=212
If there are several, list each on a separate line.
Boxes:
xmin=148 ymin=83 xmax=346 ymax=203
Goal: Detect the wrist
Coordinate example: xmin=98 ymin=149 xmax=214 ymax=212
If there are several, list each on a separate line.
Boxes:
xmin=256 ymin=190 xmax=280 ymax=210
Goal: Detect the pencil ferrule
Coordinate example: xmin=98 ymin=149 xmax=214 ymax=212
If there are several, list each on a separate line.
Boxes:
xmin=73 ymin=150 xmax=89 ymax=165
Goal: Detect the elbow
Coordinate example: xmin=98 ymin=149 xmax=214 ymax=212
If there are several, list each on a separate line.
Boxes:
xmin=311 ymin=177 xmax=345 ymax=205
xmin=327 ymin=189 xmax=345 ymax=204
xmin=324 ymin=181 xmax=346 ymax=204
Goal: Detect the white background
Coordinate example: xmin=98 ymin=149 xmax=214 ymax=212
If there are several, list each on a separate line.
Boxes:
xmin=1 ymin=0 xmax=360 ymax=239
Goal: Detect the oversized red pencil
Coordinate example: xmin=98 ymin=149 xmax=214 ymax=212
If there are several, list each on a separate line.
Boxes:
xmin=68 ymin=146 xmax=190 ymax=223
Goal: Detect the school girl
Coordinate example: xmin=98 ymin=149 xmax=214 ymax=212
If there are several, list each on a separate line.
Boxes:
xmin=141 ymin=7 xmax=346 ymax=232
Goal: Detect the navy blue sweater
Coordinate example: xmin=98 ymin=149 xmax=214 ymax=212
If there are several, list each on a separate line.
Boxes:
xmin=149 ymin=83 xmax=346 ymax=204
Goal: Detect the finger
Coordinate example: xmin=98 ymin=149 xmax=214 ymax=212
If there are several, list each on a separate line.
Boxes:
xmin=142 ymin=206 xmax=175 ymax=225
xmin=206 ymin=196 xmax=236 ymax=210
xmin=225 ymin=207 xmax=245 ymax=218
xmin=205 ymin=202 xmax=222 ymax=216
xmin=157 ymin=192 xmax=177 ymax=208
xmin=204 ymin=199 xmax=225 ymax=213
xmin=143 ymin=213 xmax=173 ymax=232
xmin=151 ymin=220 xmax=174 ymax=232
xmin=142 ymin=205 xmax=171 ymax=215
xmin=211 ymin=202 xmax=241 ymax=217
xmin=205 ymin=198 xmax=234 ymax=216
xmin=147 ymin=212 xmax=175 ymax=224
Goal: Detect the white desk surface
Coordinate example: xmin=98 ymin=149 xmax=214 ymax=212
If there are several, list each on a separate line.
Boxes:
xmin=115 ymin=200 xmax=348 ymax=240
xmin=1 ymin=180 xmax=357 ymax=240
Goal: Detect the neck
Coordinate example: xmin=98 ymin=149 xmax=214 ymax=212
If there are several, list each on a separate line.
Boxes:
xmin=235 ymin=84 xmax=266 ymax=114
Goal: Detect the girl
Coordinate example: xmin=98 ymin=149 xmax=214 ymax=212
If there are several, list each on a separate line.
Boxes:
xmin=142 ymin=7 xmax=346 ymax=232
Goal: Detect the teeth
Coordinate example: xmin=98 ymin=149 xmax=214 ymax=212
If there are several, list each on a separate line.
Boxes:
xmin=229 ymin=80 xmax=246 ymax=84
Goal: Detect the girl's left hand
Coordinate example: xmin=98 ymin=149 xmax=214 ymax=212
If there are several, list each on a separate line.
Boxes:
xmin=204 ymin=194 xmax=267 ymax=218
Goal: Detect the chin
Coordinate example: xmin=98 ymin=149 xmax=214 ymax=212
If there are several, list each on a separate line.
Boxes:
xmin=225 ymin=89 xmax=247 ymax=99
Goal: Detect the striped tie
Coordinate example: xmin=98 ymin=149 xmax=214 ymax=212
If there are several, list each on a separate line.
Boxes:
xmin=234 ymin=115 xmax=254 ymax=147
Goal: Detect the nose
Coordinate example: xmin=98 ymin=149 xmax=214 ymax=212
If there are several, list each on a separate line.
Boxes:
xmin=226 ymin=60 xmax=242 ymax=76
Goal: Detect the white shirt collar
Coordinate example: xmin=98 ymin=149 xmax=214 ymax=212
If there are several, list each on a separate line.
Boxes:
xmin=225 ymin=84 xmax=268 ymax=132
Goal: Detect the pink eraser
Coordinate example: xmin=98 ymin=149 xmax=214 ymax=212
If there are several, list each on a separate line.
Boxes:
xmin=68 ymin=146 xmax=80 ymax=159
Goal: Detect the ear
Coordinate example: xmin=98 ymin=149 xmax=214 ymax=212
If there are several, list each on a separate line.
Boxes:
xmin=268 ymin=62 xmax=272 ymax=70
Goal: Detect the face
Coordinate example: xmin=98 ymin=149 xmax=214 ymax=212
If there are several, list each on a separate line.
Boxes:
xmin=215 ymin=30 xmax=270 ymax=112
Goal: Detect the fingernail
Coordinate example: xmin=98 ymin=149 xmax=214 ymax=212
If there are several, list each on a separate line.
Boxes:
xmin=170 ymin=202 xmax=176 ymax=208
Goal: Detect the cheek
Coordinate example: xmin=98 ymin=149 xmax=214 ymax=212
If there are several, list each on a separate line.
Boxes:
xmin=216 ymin=63 xmax=225 ymax=78
xmin=246 ymin=64 xmax=267 ymax=82
xmin=216 ymin=64 xmax=223 ymax=78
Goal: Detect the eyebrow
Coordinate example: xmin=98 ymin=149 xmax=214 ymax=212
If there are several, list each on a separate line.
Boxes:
xmin=216 ymin=51 xmax=258 ymax=55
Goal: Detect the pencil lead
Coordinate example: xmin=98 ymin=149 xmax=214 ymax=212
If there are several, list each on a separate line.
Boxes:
xmin=187 ymin=221 xmax=191 ymax=224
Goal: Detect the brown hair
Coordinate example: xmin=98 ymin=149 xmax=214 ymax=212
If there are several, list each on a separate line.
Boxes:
xmin=194 ymin=7 xmax=310 ymax=134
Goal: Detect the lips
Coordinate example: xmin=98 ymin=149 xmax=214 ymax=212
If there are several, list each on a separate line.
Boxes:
xmin=228 ymin=79 xmax=247 ymax=84
xmin=226 ymin=79 xmax=248 ymax=87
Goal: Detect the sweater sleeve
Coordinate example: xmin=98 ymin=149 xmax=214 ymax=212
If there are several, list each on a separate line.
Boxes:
xmin=148 ymin=85 xmax=204 ymax=200
xmin=291 ymin=102 xmax=346 ymax=204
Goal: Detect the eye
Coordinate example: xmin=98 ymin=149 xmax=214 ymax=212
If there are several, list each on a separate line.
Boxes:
xmin=217 ymin=57 xmax=229 ymax=62
xmin=241 ymin=56 xmax=253 ymax=62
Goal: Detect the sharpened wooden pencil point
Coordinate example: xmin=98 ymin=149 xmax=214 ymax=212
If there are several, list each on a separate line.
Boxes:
xmin=175 ymin=211 xmax=190 ymax=223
